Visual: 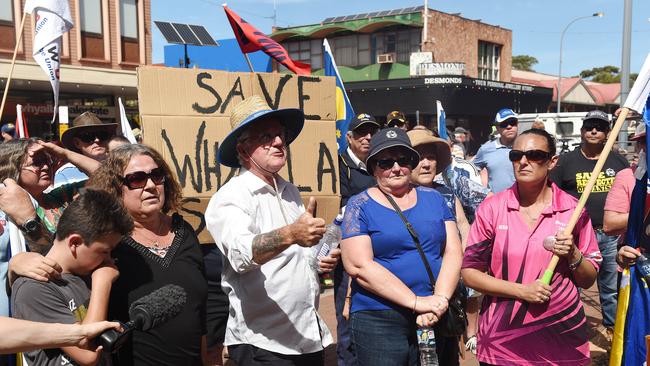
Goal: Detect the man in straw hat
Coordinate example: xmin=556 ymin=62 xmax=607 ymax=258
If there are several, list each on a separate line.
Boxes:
xmin=205 ymin=95 xmax=336 ymax=365
xmin=54 ymin=112 xmax=117 ymax=188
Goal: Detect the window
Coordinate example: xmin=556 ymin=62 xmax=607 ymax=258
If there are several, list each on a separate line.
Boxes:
xmin=286 ymin=39 xmax=322 ymax=70
xmin=478 ymin=41 xmax=501 ymax=81
xmin=374 ymin=28 xmax=420 ymax=63
xmin=79 ymin=0 xmax=104 ymax=59
xmin=119 ymin=0 xmax=139 ymax=63
xmin=0 ymin=0 xmax=15 ymax=50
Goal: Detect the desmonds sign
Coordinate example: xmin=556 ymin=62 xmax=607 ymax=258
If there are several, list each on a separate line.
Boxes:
xmin=417 ymin=62 xmax=465 ymax=76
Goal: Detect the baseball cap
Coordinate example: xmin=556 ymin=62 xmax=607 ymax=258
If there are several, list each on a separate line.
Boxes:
xmin=365 ymin=127 xmax=420 ymax=175
xmin=494 ymin=108 xmax=518 ymax=124
xmin=348 ymin=113 xmax=380 ymax=132
xmin=1 ymin=123 xmax=16 ymax=137
xmin=583 ymin=110 xmax=610 ymax=124
xmin=386 ymin=111 xmax=407 ymax=127
xmin=453 ymin=126 xmax=468 ymax=135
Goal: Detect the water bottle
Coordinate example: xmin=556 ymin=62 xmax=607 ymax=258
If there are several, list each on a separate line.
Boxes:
xmin=417 ymin=326 xmax=439 ymax=366
xmin=636 ymin=254 xmax=650 ymax=282
xmin=311 ymin=214 xmax=343 ymax=272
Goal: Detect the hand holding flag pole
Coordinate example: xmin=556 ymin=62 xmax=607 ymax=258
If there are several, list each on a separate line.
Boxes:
xmin=541 ymin=52 xmax=650 ymax=284
xmin=0 ymin=12 xmax=28 ymax=123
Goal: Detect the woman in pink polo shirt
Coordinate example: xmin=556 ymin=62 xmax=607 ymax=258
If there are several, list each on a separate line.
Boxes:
xmin=462 ymin=128 xmax=602 ymax=366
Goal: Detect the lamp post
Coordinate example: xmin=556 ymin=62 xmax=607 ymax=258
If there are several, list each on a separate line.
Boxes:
xmin=557 ymin=12 xmax=604 ymax=114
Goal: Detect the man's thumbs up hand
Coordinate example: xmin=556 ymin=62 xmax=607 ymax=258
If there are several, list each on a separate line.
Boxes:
xmin=292 ymin=197 xmax=325 ymax=247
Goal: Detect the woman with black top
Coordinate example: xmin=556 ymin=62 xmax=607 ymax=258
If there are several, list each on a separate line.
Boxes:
xmin=87 ymin=144 xmax=208 ymax=365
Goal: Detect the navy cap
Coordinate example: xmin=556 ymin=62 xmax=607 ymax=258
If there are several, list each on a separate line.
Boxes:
xmin=365 ymin=127 xmax=420 ymax=175
xmin=349 ymin=113 xmax=380 ymax=132
xmin=1 ymin=123 xmax=15 ymax=137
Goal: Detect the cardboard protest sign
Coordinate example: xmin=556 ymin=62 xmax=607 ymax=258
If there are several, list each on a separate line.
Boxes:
xmin=138 ymin=66 xmax=340 ymax=243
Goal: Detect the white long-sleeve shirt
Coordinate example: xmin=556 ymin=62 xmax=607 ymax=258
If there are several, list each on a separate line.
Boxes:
xmin=205 ymin=169 xmax=332 ymax=355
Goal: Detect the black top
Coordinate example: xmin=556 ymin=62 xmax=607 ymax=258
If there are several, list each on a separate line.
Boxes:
xmin=110 ymin=213 xmax=208 ymax=366
xmin=550 ymin=148 xmax=629 ymax=227
xmin=339 ymin=150 xmax=376 ymax=207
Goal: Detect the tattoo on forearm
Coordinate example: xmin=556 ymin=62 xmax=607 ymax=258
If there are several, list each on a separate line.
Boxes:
xmin=252 ymin=229 xmax=284 ymax=260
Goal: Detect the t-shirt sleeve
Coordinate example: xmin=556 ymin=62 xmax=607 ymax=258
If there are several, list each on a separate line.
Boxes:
xmin=472 ymin=145 xmax=486 ymax=169
xmin=462 ymin=198 xmax=496 ymax=272
xmin=604 ymin=168 xmax=634 ymax=213
xmin=12 ymin=280 xmax=76 ymax=324
xmin=341 ymin=193 xmax=369 ymax=239
xmin=573 ymin=209 xmax=602 ymax=271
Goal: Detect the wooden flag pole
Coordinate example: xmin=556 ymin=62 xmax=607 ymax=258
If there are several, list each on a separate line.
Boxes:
xmin=540 ymin=107 xmax=629 ymax=284
xmin=0 ymin=12 xmax=28 ymax=123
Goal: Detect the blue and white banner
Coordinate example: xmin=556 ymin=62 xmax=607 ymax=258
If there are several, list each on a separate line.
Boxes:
xmin=323 ymin=38 xmax=355 ymax=154
xmin=436 ymin=100 xmax=448 ymax=140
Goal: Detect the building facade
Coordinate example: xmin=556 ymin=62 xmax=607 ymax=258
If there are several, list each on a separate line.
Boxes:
xmin=0 ymin=0 xmax=151 ymax=137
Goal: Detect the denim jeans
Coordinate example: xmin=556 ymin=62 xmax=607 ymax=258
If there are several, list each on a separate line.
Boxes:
xmin=350 ymin=310 xmax=418 ymax=366
xmin=595 ymin=230 xmax=619 ymax=327
xmin=334 ymin=263 xmax=357 ymax=366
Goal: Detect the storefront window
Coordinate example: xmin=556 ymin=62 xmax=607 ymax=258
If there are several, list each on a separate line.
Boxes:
xmin=478 ymin=41 xmax=501 ymax=81
xmin=79 ymin=0 xmax=104 ymax=59
xmin=374 ymin=28 xmax=420 ymax=63
xmin=120 ymin=0 xmax=138 ymax=39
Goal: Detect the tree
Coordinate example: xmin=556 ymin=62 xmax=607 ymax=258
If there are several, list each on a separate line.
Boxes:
xmin=578 ymin=65 xmax=638 ymax=84
xmin=512 ymin=55 xmax=538 ymax=71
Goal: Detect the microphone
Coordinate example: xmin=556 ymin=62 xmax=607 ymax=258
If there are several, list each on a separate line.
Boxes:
xmin=99 ymin=284 xmax=187 ymax=353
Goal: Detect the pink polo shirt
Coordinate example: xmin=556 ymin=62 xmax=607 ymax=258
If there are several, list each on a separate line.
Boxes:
xmin=463 ymin=182 xmax=602 ymax=366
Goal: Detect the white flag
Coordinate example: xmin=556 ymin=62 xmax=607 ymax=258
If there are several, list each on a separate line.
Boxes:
xmin=24 ymin=0 xmax=73 ymax=123
xmin=16 ymin=104 xmax=26 ymax=138
xmin=118 ymin=98 xmax=137 ymax=144
xmin=623 ymin=52 xmax=650 ymax=113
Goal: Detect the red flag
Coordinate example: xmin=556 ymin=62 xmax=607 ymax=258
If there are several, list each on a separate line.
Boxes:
xmin=223 ymin=5 xmax=311 ymax=75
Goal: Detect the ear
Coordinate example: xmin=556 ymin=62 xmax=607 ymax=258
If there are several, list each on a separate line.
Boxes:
xmin=547 ymin=155 xmax=559 ymax=171
xmin=236 ymin=142 xmax=250 ymax=163
xmin=67 ymin=233 xmax=85 ymax=257
xmin=73 ymin=137 xmax=83 ymax=151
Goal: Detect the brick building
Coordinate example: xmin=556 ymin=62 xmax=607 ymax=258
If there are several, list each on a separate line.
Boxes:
xmin=0 ymin=0 xmax=151 ymax=137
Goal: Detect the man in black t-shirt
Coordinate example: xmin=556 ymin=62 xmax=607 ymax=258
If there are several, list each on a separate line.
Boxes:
xmin=550 ymin=110 xmax=629 ymax=336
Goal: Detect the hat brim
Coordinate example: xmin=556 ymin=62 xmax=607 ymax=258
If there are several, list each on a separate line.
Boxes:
xmin=61 ymin=123 xmax=118 ymax=151
xmin=366 ymin=143 xmax=420 ymax=175
xmin=410 ymin=138 xmax=452 ymax=175
xmin=351 ymin=120 xmax=380 ymax=131
xmin=217 ymin=108 xmax=304 ymax=168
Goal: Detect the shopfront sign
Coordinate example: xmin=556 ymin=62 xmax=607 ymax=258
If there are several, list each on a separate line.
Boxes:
xmin=18 ymin=103 xmax=116 ymax=118
xmin=422 ymin=76 xmax=536 ymax=92
xmin=417 ymin=62 xmax=465 ymax=76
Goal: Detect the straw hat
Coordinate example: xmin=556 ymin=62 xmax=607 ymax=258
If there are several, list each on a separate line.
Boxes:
xmin=407 ymin=128 xmax=452 ymax=175
xmin=217 ymin=95 xmax=304 ymax=168
xmin=61 ymin=112 xmax=117 ymax=151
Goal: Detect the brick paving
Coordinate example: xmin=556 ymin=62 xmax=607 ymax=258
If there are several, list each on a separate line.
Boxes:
xmin=317 ymin=283 xmax=611 ymax=366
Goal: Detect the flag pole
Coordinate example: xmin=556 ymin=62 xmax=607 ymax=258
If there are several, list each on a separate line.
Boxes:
xmin=540 ymin=108 xmax=629 ymax=284
xmin=243 ymin=54 xmax=254 ymax=72
xmin=0 ymin=11 xmax=28 ymax=123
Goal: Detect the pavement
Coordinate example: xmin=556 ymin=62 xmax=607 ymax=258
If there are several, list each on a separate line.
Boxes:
xmin=316 ymin=283 xmax=612 ymax=366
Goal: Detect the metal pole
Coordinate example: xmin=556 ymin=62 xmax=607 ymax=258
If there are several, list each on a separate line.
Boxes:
xmin=244 ymin=54 xmax=255 ymax=72
xmin=422 ymin=0 xmax=428 ymax=50
xmin=619 ymin=0 xmax=632 ymax=150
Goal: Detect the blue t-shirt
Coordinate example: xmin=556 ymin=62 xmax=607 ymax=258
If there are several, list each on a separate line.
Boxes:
xmin=342 ymin=186 xmax=454 ymax=313
xmin=473 ymin=139 xmax=515 ymax=193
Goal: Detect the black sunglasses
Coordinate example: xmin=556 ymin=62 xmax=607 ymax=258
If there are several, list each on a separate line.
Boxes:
xmin=498 ymin=119 xmax=518 ymax=129
xmin=376 ymin=156 xmax=413 ymax=170
xmin=508 ymin=149 xmax=552 ymax=162
xmin=77 ymin=130 xmax=112 ymax=143
xmin=122 ymin=167 xmax=166 ymax=190
xmin=27 ymin=153 xmax=53 ymax=169
xmin=582 ymin=121 xmax=609 ymax=132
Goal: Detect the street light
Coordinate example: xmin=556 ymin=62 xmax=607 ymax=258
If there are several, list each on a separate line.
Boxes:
xmin=557 ymin=12 xmax=604 ymax=114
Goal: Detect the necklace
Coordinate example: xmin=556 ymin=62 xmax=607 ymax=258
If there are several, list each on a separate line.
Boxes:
xmin=136 ymin=217 xmax=171 ymax=256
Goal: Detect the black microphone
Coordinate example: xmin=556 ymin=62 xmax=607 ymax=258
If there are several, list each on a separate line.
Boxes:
xmin=99 ymin=284 xmax=187 ymax=353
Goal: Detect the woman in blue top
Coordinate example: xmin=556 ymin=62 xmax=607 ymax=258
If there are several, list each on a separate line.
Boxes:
xmin=341 ymin=128 xmax=463 ymax=366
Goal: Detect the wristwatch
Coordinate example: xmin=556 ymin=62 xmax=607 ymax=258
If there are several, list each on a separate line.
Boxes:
xmin=19 ymin=216 xmax=42 ymax=236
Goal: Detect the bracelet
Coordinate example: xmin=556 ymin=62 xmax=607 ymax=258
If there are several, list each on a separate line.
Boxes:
xmin=412 ymin=295 xmax=418 ymax=313
xmin=569 ymin=252 xmax=584 ymax=271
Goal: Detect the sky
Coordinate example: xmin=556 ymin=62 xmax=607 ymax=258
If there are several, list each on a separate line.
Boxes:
xmin=152 ymin=0 xmax=650 ymax=77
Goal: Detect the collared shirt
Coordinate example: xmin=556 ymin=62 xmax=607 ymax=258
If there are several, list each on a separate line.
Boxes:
xmin=346 ymin=147 xmax=366 ymax=170
xmin=463 ymin=182 xmax=601 ymax=365
xmin=472 ymin=138 xmax=515 ymax=193
xmin=53 ymin=162 xmax=88 ymax=189
xmin=205 ymin=169 xmax=332 ymax=355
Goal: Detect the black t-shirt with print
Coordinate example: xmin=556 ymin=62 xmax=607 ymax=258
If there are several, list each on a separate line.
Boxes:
xmin=550 ymin=148 xmax=629 ymax=227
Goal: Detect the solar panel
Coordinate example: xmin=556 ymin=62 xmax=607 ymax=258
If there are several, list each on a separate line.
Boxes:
xmin=189 ymin=25 xmax=218 ymax=46
xmin=172 ymin=23 xmax=201 ymax=46
xmin=154 ymin=21 xmax=183 ymax=44
xmin=320 ymin=7 xmax=423 ymax=24
xmin=323 ymin=17 xmax=335 ymax=23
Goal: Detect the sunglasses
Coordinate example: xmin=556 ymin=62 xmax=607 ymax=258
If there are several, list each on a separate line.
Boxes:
xmin=24 ymin=153 xmax=53 ymax=170
xmin=508 ymin=149 xmax=552 ymax=162
xmin=376 ymin=156 xmax=413 ymax=170
xmin=122 ymin=167 xmax=166 ymax=190
xmin=498 ymin=119 xmax=518 ymax=129
xmin=77 ymin=131 xmax=112 ymax=143
xmin=582 ymin=121 xmax=609 ymax=132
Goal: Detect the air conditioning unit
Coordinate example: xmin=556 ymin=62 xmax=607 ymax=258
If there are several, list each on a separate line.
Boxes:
xmin=377 ymin=53 xmax=396 ymax=64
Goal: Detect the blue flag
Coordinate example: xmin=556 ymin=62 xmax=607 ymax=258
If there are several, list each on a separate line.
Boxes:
xmin=323 ymin=38 xmax=355 ymax=154
xmin=436 ymin=100 xmax=448 ymax=140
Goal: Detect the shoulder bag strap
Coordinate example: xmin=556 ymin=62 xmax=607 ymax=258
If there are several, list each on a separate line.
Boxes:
xmin=379 ymin=188 xmax=436 ymax=291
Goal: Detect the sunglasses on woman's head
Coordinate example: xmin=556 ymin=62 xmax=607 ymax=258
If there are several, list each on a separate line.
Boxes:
xmin=122 ymin=167 xmax=166 ymax=190
xmin=376 ymin=156 xmax=412 ymax=170
xmin=77 ymin=131 xmax=111 ymax=143
xmin=508 ymin=149 xmax=552 ymax=162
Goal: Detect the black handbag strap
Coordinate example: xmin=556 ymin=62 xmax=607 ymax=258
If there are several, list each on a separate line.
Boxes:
xmin=379 ymin=188 xmax=436 ymax=291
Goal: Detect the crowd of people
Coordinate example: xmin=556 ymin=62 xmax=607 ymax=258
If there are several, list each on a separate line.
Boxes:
xmin=0 ymin=98 xmax=643 ymax=366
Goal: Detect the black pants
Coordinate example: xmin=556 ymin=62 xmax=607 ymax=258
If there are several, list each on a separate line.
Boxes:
xmin=228 ymin=344 xmax=324 ymax=366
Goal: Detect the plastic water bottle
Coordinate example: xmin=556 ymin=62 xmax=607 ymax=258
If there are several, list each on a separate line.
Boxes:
xmin=417 ymin=326 xmax=439 ymax=366
xmin=637 ymin=254 xmax=650 ymax=282
xmin=311 ymin=214 xmax=343 ymax=272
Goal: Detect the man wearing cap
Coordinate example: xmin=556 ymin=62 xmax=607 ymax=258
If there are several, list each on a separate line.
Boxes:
xmin=55 ymin=112 xmax=116 ymax=188
xmin=386 ymin=110 xmax=409 ymax=131
xmin=452 ymin=126 xmax=469 ymax=159
xmin=472 ymin=108 xmax=518 ymax=193
xmin=336 ymin=112 xmax=379 ymax=365
xmin=1 ymin=123 xmax=15 ymax=142
xmin=205 ymin=96 xmax=335 ymax=365
xmin=551 ymin=110 xmax=629 ymax=337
